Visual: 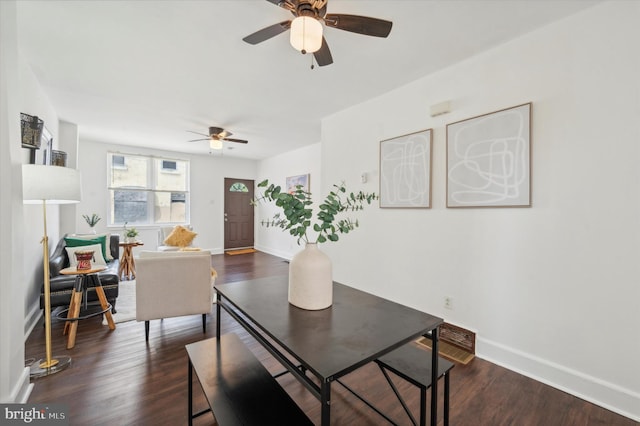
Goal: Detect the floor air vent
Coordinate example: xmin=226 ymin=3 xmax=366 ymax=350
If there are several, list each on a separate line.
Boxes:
xmin=416 ymin=322 xmax=475 ymax=365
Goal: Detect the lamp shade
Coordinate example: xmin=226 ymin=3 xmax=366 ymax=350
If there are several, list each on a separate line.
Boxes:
xmin=22 ymin=164 xmax=82 ymax=204
xmin=210 ymin=138 xmax=223 ymax=150
xmin=290 ymin=16 xmax=323 ymax=53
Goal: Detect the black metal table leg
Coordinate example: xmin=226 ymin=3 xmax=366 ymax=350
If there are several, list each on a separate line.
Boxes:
xmin=320 ymin=380 xmax=331 ymax=426
xmin=444 ymin=371 xmax=450 ymax=426
xmin=431 ymin=329 xmax=439 ymax=426
xmin=215 ymin=292 xmax=221 ymax=337
xmin=188 ymin=359 xmax=193 ymax=426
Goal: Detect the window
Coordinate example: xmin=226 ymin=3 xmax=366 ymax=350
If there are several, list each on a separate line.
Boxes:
xmin=230 ymin=182 xmax=249 ymax=192
xmin=112 ymin=155 xmax=126 ymax=169
xmin=107 ymin=153 xmax=189 ymax=226
xmin=161 ymin=160 xmax=177 ymax=171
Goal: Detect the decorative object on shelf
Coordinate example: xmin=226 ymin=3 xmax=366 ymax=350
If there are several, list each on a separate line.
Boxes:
xmin=123 ymin=222 xmax=139 ymax=243
xmin=82 ymin=213 xmax=101 ymax=234
xmin=254 ymin=179 xmax=377 ymax=310
xmin=74 ymin=250 xmax=94 ymax=270
xmin=20 ymin=113 xmax=44 ymax=149
xmin=380 ymin=128 xmax=433 ymax=208
xmin=51 ymin=150 xmax=67 ymax=167
xmin=447 ymin=102 xmax=532 ymax=207
xmin=22 ymin=164 xmax=81 ymax=378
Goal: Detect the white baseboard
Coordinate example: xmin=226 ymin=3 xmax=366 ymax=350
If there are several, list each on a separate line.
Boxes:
xmin=202 ymin=247 xmax=224 ymax=255
xmin=253 ymin=244 xmax=292 ymax=261
xmin=477 ymin=336 xmax=640 ymax=422
xmin=24 ymin=301 xmax=42 ymax=342
xmin=9 ymin=367 xmax=33 ymax=403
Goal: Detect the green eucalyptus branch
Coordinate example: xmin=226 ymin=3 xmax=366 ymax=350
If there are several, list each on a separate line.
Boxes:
xmin=253 ymin=179 xmax=377 ymax=245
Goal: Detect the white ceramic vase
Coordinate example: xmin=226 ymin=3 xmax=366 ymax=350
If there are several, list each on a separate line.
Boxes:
xmin=288 ymin=243 xmax=333 ymax=310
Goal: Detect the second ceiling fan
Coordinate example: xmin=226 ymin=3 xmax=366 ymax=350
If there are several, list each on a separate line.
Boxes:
xmin=187 ymin=127 xmax=248 ymax=150
xmin=243 ymin=0 xmax=393 ymax=67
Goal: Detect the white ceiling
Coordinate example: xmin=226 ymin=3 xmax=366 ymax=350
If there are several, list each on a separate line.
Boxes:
xmin=16 ymin=0 xmax=600 ymax=160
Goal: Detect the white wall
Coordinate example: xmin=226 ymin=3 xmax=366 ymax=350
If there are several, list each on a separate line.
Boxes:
xmin=1 ymin=0 xmax=31 ymax=403
xmin=19 ymin=59 xmax=62 ymax=332
xmin=319 ymin=1 xmax=639 ymax=420
xmin=255 ymin=143 xmax=322 ymax=259
xmin=58 ymin=121 xmax=80 ymax=237
xmin=77 ymin=139 xmax=258 ymax=254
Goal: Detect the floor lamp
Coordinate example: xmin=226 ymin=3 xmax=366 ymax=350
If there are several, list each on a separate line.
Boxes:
xmin=22 ymin=164 xmax=81 ymax=378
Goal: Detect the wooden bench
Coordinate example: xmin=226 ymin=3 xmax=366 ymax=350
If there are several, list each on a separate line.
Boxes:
xmin=375 ymin=343 xmax=455 ymax=426
xmin=186 ymin=332 xmax=313 ymax=426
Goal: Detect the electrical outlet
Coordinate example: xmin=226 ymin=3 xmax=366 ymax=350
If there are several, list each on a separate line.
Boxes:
xmin=444 ymin=296 xmax=453 ymax=310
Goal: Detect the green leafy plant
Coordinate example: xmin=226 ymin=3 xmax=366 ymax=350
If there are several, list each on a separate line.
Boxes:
xmin=82 ymin=213 xmax=101 ymax=227
xmin=123 ymin=222 xmax=138 ymax=238
xmin=253 ymin=179 xmax=377 ymax=244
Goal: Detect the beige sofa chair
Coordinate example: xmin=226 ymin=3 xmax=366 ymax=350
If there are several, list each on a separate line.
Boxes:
xmin=135 ymin=250 xmax=214 ymax=341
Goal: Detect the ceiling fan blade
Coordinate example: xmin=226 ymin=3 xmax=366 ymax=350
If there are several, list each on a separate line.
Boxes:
xmin=223 ymin=138 xmax=248 ymax=144
xmin=187 ymin=138 xmax=210 ymax=143
xmin=324 ymin=14 xmax=393 ymax=38
xmin=314 ymin=37 xmax=333 ymax=67
xmin=187 ymin=130 xmax=209 ymax=138
xmin=243 ymin=20 xmax=292 ymax=45
xmin=265 ymin=0 xmax=297 ymax=12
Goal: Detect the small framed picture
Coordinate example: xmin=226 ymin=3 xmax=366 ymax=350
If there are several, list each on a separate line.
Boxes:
xmin=20 ymin=113 xmax=43 ymax=149
xmin=286 ymin=174 xmax=310 ymax=193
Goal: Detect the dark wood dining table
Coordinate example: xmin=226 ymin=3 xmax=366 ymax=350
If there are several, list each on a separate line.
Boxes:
xmin=215 ymin=275 xmax=443 ymax=425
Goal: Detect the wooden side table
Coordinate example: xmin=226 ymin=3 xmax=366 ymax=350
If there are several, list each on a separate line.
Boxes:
xmin=118 ymin=241 xmax=143 ymax=280
xmin=59 ymin=266 xmax=116 ymax=349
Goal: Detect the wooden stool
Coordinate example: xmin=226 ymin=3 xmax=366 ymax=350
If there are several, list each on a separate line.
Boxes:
xmin=59 ymin=266 xmax=115 ymax=349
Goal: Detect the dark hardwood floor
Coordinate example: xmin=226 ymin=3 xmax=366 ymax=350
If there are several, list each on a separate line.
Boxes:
xmin=25 ymin=251 xmax=636 ymax=426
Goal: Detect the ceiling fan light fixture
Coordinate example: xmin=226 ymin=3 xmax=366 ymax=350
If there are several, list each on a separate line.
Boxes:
xmin=290 ymin=16 xmax=322 ymax=54
xmin=210 ymin=138 xmax=223 ymax=150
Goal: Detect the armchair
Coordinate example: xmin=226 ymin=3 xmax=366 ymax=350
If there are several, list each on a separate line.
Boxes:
xmin=157 ymin=225 xmax=195 ymax=251
xmin=135 ymin=250 xmax=214 ymax=341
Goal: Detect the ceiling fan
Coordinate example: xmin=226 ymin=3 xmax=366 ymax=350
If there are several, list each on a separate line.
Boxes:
xmin=187 ymin=127 xmax=248 ymax=150
xmin=242 ymin=0 xmax=393 ymax=67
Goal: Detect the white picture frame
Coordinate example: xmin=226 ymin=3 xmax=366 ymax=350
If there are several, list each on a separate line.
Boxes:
xmin=447 ymin=103 xmax=531 ymax=207
xmin=379 ymin=129 xmax=432 ymax=208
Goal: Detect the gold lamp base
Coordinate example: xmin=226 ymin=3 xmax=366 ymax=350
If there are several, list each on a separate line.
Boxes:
xmin=29 ymin=355 xmax=71 ymax=378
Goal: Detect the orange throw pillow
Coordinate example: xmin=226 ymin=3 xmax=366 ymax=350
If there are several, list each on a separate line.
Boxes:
xmin=164 ymin=225 xmax=197 ymax=247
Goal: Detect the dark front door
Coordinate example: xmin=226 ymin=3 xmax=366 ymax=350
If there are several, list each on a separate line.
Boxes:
xmin=224 ymin=178 xmax=254 ymax=250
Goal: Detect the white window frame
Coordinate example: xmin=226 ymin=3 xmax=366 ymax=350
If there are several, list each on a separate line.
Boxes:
xmin=107 ymin=152 xmax=190 ymax=226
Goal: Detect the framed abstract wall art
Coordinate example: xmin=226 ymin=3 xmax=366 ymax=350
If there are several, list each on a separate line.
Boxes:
xmin=447 ymin=103 xmax=531 ymax=208
xmin=379 ymin=129 xmax=432 ymax=208
xmin=286 ymin=174 xmax=310 ymax=194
